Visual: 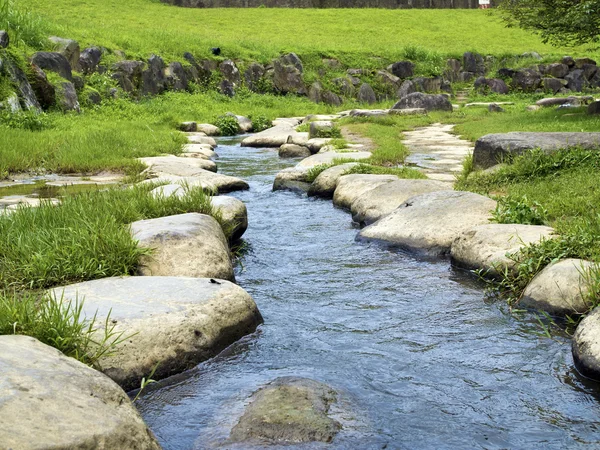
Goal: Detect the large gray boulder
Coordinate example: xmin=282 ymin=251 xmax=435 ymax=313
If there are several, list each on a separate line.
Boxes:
xmin=32 ymin=51 xmax=73 ymax=81
xmin=357 ymin=83 xmax=376 ymax=104
xmin=229 ymin=377 xmax=341 ymax=444
xmin=333 ymin=174 xmax=398 ymax=210
xmin=219 ymin=59 xmax=241 ymax=86
xmin=140 ymin=154 xmax=217 ymax=175
xmin=131 ymin=212 xmax=234 ymax=281
xmin=0 ymin=335 xmax=161 ymax=450
xmin=48 ymin=36 xmax=80 ymax=71
xmin=451 ymin=224 xmax=555 ymax=277
xmin=187 ymin=133 xmax=217 ymax=147
xmin=511 ymin=69 xmax=541 ymax=92
xmin=473 ymin=132 xmax=600 ymax=169
xmin=392 ymin=92 xmax=452 ymax=112
xmin=50 ymin=276 xmax=262 ymax=391
xmin=273 ymin=53 xmax=306 ymax=95
xmin=244 ymin=62 xmax=266 ymax=92
xmin=143 ymin=173 xmax=249 ymax=194
xmin=350 ymin=179 xmax=450 ymax=225
xmin=307 ymin=163 xmax=359 ymax=199
xmin=112 ymin=60 xmax=145 ymax=92
xmin=28 ymin=64 xmax=55 ymax=109
xmin=141 ymin=55 xmax=166 ymax=96
xmin=520 ymin=259 xmax=595 ymax=315
xmin=1 ymin=54 xmax=41 ymax=111
xmin=358 ymin=191 xmax=497 ymax=256
xmin=573 ymin=305 xmax=600 ymax=380
xmin=165 ymin=61 xmax=189 ymax=91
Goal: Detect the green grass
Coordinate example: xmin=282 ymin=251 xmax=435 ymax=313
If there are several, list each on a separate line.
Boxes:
xmin=343 ymin=163 xmax=426 ymax=179
xmin=0 ymin=183 xmax=224 ymax=291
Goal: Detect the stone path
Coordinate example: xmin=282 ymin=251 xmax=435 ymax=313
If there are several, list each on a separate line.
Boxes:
xmin=402 ymin=123 xmax=473 ymax=183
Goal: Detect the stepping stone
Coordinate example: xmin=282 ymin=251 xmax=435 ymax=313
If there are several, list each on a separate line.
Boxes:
xmin=279 ymin=143 xmax=311 ymax=158
xmin=573 ymin=303 xmax=600 ymax=380
xmin=451 ymin=224 xmax=555 ymax=277
xmin=143 ymin=172 xmax=249 ymax=194
xmin=131 ymin=212 xmax=234 ymax=281
xmin=350 ymin=178 xmax=450 ymax=225
xmin=182 ymin=144 xmax=217 ymax=159
xmin=358 ymin=191 xmax=496 ymax=257
xmin=140 ymin=155 xmax=217 ymax=175
xmin=273 ymin=168 xmax=311 ymax=193
xmin=49 ymin=276 xmax=262 ymax=391
xmin=241 ymin=125 xmax=303 ymax=147
xmin=333 ymin=174 xmax=397 ymax=210
xmin=520 ymin=258 xmax=595 ymax=315
xmin=230 ymin=377 xmax=341 ymax=445
xmin=187 ymin=133 xmax=217 ymax=147
xmin=307 ymin=163 xmax=359 ymax=199
xmin=0 ymin=335 xmax=160 ymax=449
xmin=296 ymin=151 xmax=371 ymax=169
xmin=473 ymin=132 xmax=600 ymax=169
xmin=197 ymin=123 xmax=220 ymax=136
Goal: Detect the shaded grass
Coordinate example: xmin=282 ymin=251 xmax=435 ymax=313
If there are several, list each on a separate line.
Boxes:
xmin=0 ymin=183 xmax=223 ymax=290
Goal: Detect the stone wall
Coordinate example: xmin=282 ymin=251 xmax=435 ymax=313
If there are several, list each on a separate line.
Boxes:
xmin=162 ymin=0 xmax=480 ymax=8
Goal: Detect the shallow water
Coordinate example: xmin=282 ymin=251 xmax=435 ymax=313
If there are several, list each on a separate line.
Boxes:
xmin=137 ymin=138 xmax=600 ymax=449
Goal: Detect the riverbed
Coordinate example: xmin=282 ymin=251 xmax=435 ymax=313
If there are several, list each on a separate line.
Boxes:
xmin=136 ymin=138 xmax=600 ymax=449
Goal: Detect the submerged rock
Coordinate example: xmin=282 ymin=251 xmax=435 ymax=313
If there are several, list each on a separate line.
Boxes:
xmin=358 ymin=191 xmax=496 ymax=257
xmin=49 ymin=276 xmax=262 ymax=391
xmin=131 ymin=212 xmax=234 ymax=281
xmin=0 ymin=335 xmax=160 ymax=449
xmin=230 ymin=377 xmax=341 ymax=444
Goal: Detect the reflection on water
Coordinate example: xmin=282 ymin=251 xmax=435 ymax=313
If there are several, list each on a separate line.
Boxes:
xmin=137 ymin=140 xmax=600 ymax=449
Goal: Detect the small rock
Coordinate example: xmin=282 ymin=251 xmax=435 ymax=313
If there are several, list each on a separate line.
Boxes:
xmin=279 ymin=143 xmax=311 ymax=158
xmin=573 ymin=305 xmax=600 ymax=380
xmin=588 ymin=101 xmax=600 ymax=115
xmin=388 ymin=60 xmax=414 ymax=79
xmin=488 ymin=103 xmax=504 ymax=112
xmin=197 ymin=123 xmax=220 ymax=136
xmin=179 ymin=121 xmax=197 ymax=132
xmin=307 ymin=163 xmax=359 ymax=199
xmin=273 ymin=168 xmax=311 ymax=193
xmin=78 ymin=47 xmax=103 ymax=74
xmin=219 ymin=79 xmax=235 ymax=97
xmin=0 ymin=30 xmax=9 ymax=49
xmin=309 ymin=121 xmax=334 ymax=139
xmin=520 ymin=258 xmax=595 ymax=315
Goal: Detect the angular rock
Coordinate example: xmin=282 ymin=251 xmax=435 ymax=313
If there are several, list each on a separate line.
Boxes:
xmin=48 ymin=36 xmax=80 ymax=71
xmin=307 ymin=163 xmax=359 ymax=199
xmin=511 ymin=69 xmax=541 ymax=92
xmin=488 ymin=103 xmax=504 ymax=113
xmin=50 ymin=277 xmax=262 ymax=390
xmin=279 ymin=143 xmax=311 ymax=158
xmin=132 ymin=212 xmax=233 ymax=280
xmin=392 ymin=92 xmax=452 ymax=112
xmin=141 ymin=55 xmax=166 ymax=96
xmin=333 ymin=174 xmax=398 ymax=210
xmin=351 ymin=179 xmax=449 ymax=225
xmin=582 ymin=64 xmax=598 ymax=80
xmin=79 ymin=46 xmax=103 ymax=74
xmin=445 ymin=58 xmax=461 ymax=82
xmin=165 ymin=61 xmax=188 ymax=91
xmin=322 ymin=90 xmax=343 ymax=106
xmin=1 ymin=56 xmax=41 ymax=111
xmin=358 ymin=191 xmax=497 ymax=257
xmin=573 ymin=304 xmax=600 ymax=380
xmin=396 ymin=79 xmax=417 ymax=98
xmin=357 ymin=83 xmax=376 ymax=104
xmin=230 ymin=377 xmax=341 ymax=445
xmin=273 ymin=168 xmax=310 ymax=193
xmin=54 ymin=81 xmax=80 ymax=112
xmin=219 ymin=59 xmax=240 ymax=86
xmin=588 ymin=101 xmax=600 ymax=115
xmin=140 ymin=155 xmax=217 ymax=175
xmin=451 ymin=224 xmax=555 ymax=277
xmin=474 ymin=77 xmax=509 ymax=94
xmin=308 ymin=81 xmax=323 ymax=103
xmin=332 ymin=77 xmax=354 ymax=97
xmin=575 ymin=58 xmax=597 ymax=68
xmin=546 ymin=63 xmax=570 ymax=79
xmin=112 ymin=60 xmax=144 ymax=92
xmin=273 ymin=53 xmax=306 ymax=95
xmin=245 ymin=62 xmax=266 ymax=92
xmin=473 ymin=132 xmax=600 ymax=169
xmin=542 ymin=78 xmax=566 ymax=94
xmin=377 ymin=69 xmax=400 ymax=88
xmin=388 ymin=60 xmax=414 ymax=79
xmin=521 ymin=259 xmax=595 ymax=316
xmin=463 ymin=52 xmax=485 ymax=74
xmin=0 ymin=335 xmax=160 ymax=450
xmin=29 ymin=64 xmax=55 ymax=109
xmin=565 ymin=69 xmax=586 ymax=92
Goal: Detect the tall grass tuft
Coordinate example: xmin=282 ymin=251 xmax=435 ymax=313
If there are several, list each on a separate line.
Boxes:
xmin=0 ymin=0 xmax=48 ymax=49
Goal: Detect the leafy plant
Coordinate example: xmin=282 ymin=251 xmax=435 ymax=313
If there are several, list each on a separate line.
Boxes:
xmin=491 ymin=195 xmax=548 ymax=225
xmin=0 ymin=110 xmax=53 ymax=131
xmin=0 ymin=0 xmax=48 ymax=48
xmin=213 ymin=115 xmax=239 ymax=136
xmin=313 ymin=125 xmax=342 ymax=139
xmin=250 ymin=114 xmax=272 ymax=132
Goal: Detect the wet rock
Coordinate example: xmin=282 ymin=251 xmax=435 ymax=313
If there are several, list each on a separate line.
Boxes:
xmin=31 ymin=51 xmax=73 ymax=81
xmin=79 ymin=46 xmax=103 ymax=74
xmin=573 ymin=305 xmax=600 ymax=380
xmin=140 ymin=154 xmax=217 ymax=175
xmin=48 ymin=36 xmax=80 ymax=71
xmin=273 ymin=168 xmax=311 ymax=193
xmin=0 ymin=30 xmax=9 ymax=48
xmin=279 ymin=143 xmax=311 ymax=158
xmin=245 ymin=62 xmax=266 ymax=92
xmin=273 ymin=53 xmax=306 ymax=95
xmin=131 ymin=212 xmax=234 ymax=281
xmin=230 ymin=377 xmax=341 ymax=444
xmin=0 ymin=335 xmax=160 ymax=450
xmin=392 ymin=92 xmax=452 ymax=112
xmin=388 ymin=60 xmax=414 ymax=79
xmin=219 ymin=59 xmax=240 ymax=86
xmin=333 ymin=174 xmax=398 ymax=210
xmin=520 ymin=259 xmax=594 ymax=316
xmin=54 ymin=81 xmax=80 ymax=112
xmin=357 ymin=83 xmax=376 ymax=104
xmin=451 ymin=224 xmax=555 ymax=277
xmin=307 ymin=163 xmax=359 ymax=199
xmin=351 ymin=179 xmax=449 ymax=225
xmin=50 ymin=277 xmax=262 ymax=391
xmin=473 ymin=132 xmax=600 ymax=169
xmin=358 ymin=191 xmax=496 ymax=257
xmin=141 ymin=55 xmax=166 ymax=96
xmin=144 ymin=172 xmax=249 ymax=194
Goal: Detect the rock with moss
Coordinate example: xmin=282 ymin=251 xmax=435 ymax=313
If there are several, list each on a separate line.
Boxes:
xmin=1 ymin=51 xmax=41 ymax=112
xmin=229 ymin=377 xmax=341 ymax=445
xmin=520 ymin=258 xmax=595 ymax=315
xmin=0 ymin=335 xmax=161 ymax=450
xmin=358 ymin=191 xmax=497 ymax=257
xmin=48 ymin=36 xmax=80 ymax=71
xmin=273 ymin=53 xmax=306 ymax=95
xmin=32 ymin=52 xmax=73 ymax=81
xmin=0 ymin=30 xmax=9 ymax=49
xmin=50 ymin=276 xmax=262 ymax=391
xmin=393 ymin=92 xmax=452 ymax=112
xmin=210 ymin=196 xmax=248 ymax=241
xmin=357 ymin=83 xmax=376 ymax=104
xmin=79 ymin=46 xmax=103 ymax=74
xmin=54 ymin=81 xmax=80 ymax=112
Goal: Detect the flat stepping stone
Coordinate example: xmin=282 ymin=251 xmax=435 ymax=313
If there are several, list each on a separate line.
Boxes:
xmin=197 ymin=123 xmax=220 ymax=135
xmin=296 ymin=151 xmax=371 ymax=169
xmin=333 ymin=174 xmax=398 ymax=210
xmin=451 ymin=224 xmax=555 ymax=276
xmin=520 ymin=258 xmax=595 ymax=315
xmin=49 ymin=276 xmax=262 ymax=391
xmin=140 ymin=155 xmax=217 ymax=175
xmin=358 ymin=190 xmax=497 ymax=257
xmin=474 ymin=132 xmax=600 ymax=169
xmin=465 ymin=102 xmax=514 ymax=108
xmin=0 ymin=335 xmax=160 ymax=449
xmin=143 ymin=172 xmax=249 ymax=194
xmin=279 ymin=143 xmax=311 ymax=158
xmin=132 ymin=212 xmax=234 ymax=281
xmin=273 ymin=168 xmax=311 ymax=193
xmin=573 ymin=303 xmax=600 ymax=380
xmin=350 ymin=178 xmax=450 ymax=225
xmin=307 ymin=163 xmax=359 ymax=199
xmin=241 ymin=125 xmax=303 ymax=148
xmin=187 ymin=133 xmax=217 ymax=147
xmin=182 ymin=144 xmax=217 ymax=159
xmin=230 ymin=377 xmax=341 ymax=444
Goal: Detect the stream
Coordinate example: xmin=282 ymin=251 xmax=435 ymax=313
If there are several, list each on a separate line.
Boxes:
xmin=136 ymin=138 xmax=600 ymax=449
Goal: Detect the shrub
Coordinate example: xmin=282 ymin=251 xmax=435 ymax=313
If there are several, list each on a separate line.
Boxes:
xmin=250 ymin=114 xmax=272 ymax=132
xmin=213 ymin=115 xmax=240 ymax=136
xmin=0 ymin=110 xmax=53 ymax=131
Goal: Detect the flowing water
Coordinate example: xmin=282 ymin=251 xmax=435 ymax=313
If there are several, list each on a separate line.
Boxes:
xmin=137 ymin=138 xmax=600 ymax=449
